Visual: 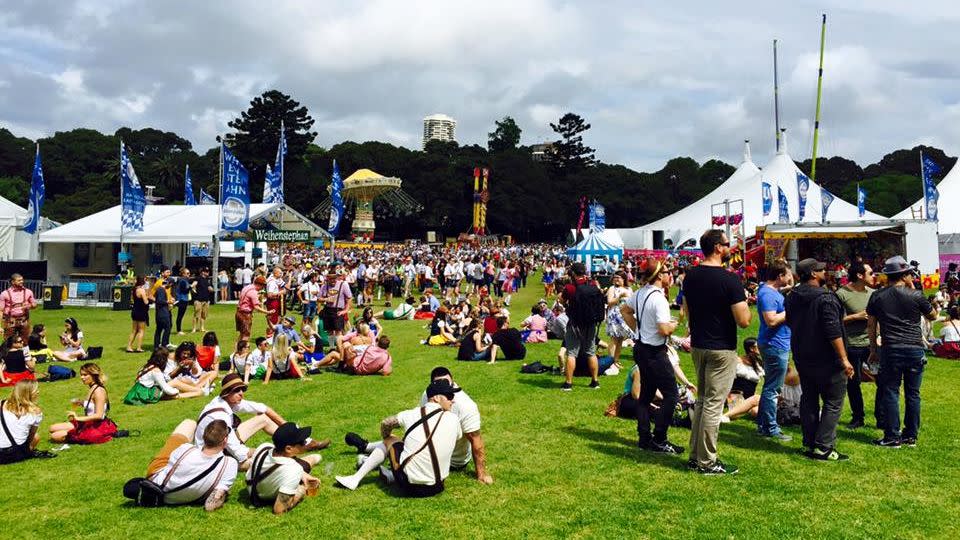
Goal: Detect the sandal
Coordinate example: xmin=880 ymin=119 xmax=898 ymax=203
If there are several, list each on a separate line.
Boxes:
xmin=125 ymin=349 xmax=135 ymax=353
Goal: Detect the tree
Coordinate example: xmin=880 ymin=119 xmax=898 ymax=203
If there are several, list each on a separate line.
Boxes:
xmin=487 ymin=116 xmax=522 ymax=153
xmin=224 ymin=89 xmax=317 ymax=190
xmin=549 ymin=113 xmax=596 ymax=172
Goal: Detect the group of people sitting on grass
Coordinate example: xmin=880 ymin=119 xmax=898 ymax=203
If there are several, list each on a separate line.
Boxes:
xmin=0 ymin=318 xmax=96 ymax=387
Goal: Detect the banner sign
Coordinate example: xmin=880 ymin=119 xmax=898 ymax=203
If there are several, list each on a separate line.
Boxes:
xmin=249 ymin=229 xmax=310 ymax=243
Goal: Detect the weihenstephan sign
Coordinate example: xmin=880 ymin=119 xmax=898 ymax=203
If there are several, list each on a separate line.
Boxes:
xmin=249 ymin=229 xmax=310 ymax=243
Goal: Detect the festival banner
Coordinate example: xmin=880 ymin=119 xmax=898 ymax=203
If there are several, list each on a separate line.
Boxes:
xmin=922 ymin=154 xmax=941 ymax=221
xmin=588 ymin=201 xmax=606 ymax=233
xmin=796 ymin=171 xmax=809 ymax=221
xmin=120 ymin=142 xmax=146 ymax=233
xmin=184 ymin=165 xmax=196 ymax=205
xmin=263 ymin=122 xmax=287 ymax=204
xmin=857 ymin=186 xmax=867 ymax=217
xmin=761 ymin=182 xmax=772 ymax=217
xmin=23 ymin=145 xmax=44 ymax=234
xmin=820 ymin=187 xmax=835 ymax=223
xmin=200 ymin=189 xmax=216 ymax=205
xmin=220 ymin=143 xmax=250 ymax=232
xmin=777 ymin=186 xmax=789 ymax=222
xmin=329 ymin=159 xmax=344 ymax=235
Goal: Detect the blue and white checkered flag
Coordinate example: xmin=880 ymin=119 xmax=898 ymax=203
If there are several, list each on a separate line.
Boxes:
xmin=23 ymin=144 xmax=44 ymax=234
xmin=120 ymin=142 xmax=146 ymax=232
xmin=264 ymin=121 xmax=287 ymax=204
xmin=184 ymin=165 xmax=196 ymax=205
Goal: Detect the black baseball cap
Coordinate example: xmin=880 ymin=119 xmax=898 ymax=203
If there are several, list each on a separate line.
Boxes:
xmin=272 ymin=422 xmax=312 ymax=449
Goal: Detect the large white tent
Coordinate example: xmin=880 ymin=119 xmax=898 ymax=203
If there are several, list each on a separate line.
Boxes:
xmin=892 ymin=159 xmax=959 ymax=232
xmin=619 ymin=136 xmax=885 ymax=249
xmin=0 ymin=194 xmax=57 ymax=261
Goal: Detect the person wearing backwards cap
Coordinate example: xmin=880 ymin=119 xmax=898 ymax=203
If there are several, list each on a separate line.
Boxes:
xmin=335 ymin=379 xmax=463 ymax=497
xmin=194 ymin=373 xmax=328 ymax=470
xmin=784 ymin=258 xmax=855 ymax=461
xmin=245 ymin=422 xmax=323 ymax=515
xmin=236 ymin=276 xmax=273 ymax=344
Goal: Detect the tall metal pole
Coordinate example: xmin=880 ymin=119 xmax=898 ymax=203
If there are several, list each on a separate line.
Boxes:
xmin=809 ymin=14 xmax=827 ymax=183
xmin=919 ymin=149 xmax=925 ymax=220
xmin=774 ymin=39 xmax=781 ymax=152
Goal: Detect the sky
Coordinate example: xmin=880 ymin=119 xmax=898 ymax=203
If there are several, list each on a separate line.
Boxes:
xmin=1 ymin=0 xmax=959 ymax=172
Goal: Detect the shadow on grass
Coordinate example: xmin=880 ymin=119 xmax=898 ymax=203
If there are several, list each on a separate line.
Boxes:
xmin=717 ymin=421 xmax=799 ymax=455
xmin=562 ymin=425 xmax=689 ymax=471
xmin=515 ymin=376 xmax=561 ymax=389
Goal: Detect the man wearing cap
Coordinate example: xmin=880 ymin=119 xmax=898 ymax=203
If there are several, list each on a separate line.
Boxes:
xmin=236 ymin=276 xmax=272 ymax=344
xmin=335 ymin=379 xmax=463 ymax=496
xmin=140 ymin=419 xmax=238 ymax=511
xmin=272 ymin=315 xmax=302 ymax=346
xmin=784 ymin=258 xmax=855 ymax=461
xmin=195 ymin=373 xmax=327 ymax=468
xmin=245 ymin=422 xmax=323 ymax=514
xmin=866 ymin=255 xmax=938 ymax=448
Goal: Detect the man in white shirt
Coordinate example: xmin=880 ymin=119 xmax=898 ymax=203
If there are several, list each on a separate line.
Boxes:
xmin=143 ymin=419 xmax=238 ymax=511
xmin=241 ymin=265 xmax=253 ymax=286
xmin=245 ymin=422 xmax=323 ymax=515
xmin=335 ymin=380 xmax=463 ymax=497
xmin=297 ymin=272 xmax=321 ymax=325
xmin=402 ymin=258 xmax=416 ymax=297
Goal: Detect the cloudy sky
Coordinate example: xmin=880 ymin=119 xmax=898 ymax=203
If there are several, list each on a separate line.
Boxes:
xmin=1 ymin=0 xmax=958 ymax=172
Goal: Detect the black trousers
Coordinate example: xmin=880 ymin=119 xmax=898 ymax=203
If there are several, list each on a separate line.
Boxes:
xmin=846 ymin=346 xmax=869 ymax=421
xmin=798 ymin=366 xmax=847 ymax=451
xmin=175 ymin=300 xmax=189 ymax=332
xmin=634 ymin=342 xmax=678 ymax=445
xmin=154 ymin=311 xmax=172 ymax=348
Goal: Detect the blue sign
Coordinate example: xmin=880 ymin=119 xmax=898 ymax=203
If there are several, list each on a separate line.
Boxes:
xmin=796 ymin=171 xmax=810 ymax=221
xmin=761 ymin=182 xmax=772 ymax=217
xmin=922 ymin=155 xmax=941 ymax=221
xmin=857 ymin=186 xmax=867 ymax=217
xmin=220 ymin=143 xmax=250 ymax=232
xmin=329 ymin=160 xmax=344 ymax=235
xmin=588 ymin=202 xmax=606 ymax=233
xmin=778 ymin=186 xmax=789 ymax=223
xmin=820 ymin=187 xmax=835 ymax=223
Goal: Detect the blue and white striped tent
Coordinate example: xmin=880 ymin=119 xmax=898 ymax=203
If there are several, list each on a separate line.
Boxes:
xmin=567 ymin=232 xmax=623 ymax=271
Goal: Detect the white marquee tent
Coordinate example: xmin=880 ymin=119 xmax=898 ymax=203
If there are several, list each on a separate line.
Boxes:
xmin=0 ymin=194 xmax=57 ymax=261
xmin=892 ymin=158 xmax=959 ymax=232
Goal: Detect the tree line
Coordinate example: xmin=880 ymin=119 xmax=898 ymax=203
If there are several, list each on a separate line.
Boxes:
xmin=0 ymin=89 xmax=955 ymax=241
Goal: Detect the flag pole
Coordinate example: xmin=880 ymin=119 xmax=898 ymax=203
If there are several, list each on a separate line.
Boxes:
xmin=809 ymin=14 xmax=827 ymax=183
xmin=119 ymin=140 xmax=125 ymax=258
xmin=919 ymin=149 xmax=925 ymax=220
xmin=773 ymin=39 xmax=781 ymax=152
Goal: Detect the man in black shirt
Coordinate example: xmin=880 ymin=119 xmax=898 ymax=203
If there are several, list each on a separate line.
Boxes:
xmin=867 ymin=256 xmax=937 ymax=448
xmin=682 ymin=230 xmax=751 ymax=475
xmin=192 ymin=267 xmax=214 ymax=333
xmin=491 ymin=317 xmax=526 ymax=361
xmin=784 ymin=258 xmax=854 ymax=461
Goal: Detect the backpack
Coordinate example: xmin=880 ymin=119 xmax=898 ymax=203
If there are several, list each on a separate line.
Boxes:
xmin=568 ymin=281 xmax=606 ymax=327
xmin=47 ymin=365 xmax=76 ymax=381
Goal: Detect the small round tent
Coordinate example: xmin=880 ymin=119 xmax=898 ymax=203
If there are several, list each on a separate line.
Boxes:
xmin=567 ymin=232 xmax=623 ymax=273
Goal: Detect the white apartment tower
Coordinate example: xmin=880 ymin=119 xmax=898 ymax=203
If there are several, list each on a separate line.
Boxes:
xmin=422 ymin=114 xmax=457 ymax=148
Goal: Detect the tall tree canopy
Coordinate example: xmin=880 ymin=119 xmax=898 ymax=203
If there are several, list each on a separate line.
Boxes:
xmin=549 ymin=112 xmax=596 ymax=172
xmin=487 ymin=116 xmax=522 ymax=153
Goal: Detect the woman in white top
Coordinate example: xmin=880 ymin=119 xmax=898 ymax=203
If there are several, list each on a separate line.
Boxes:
xmin=169 ymin=342 xmax=217 ymax=392
xmin=0 ymin=380 xmax=43 ymax=464
xmin=52 ymin=317 xmax=85 ymax=362
xmin=49 ymin=362 xmax=117 ymax=444
xmin=604 ymin=273 xmax=633 ymax=367
xmin=934 ymin=305 xmax=960 ymax=359
xmin=722 ymin=338 xmax=765 ymax=423
xmin=231 ymin=340 xmax=264 ymax=384
xmin=123 ymin=351 xmax=203 ymax=405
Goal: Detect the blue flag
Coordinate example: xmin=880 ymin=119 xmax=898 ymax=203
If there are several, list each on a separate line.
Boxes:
xmin=796 ymin=171 xmax=810 ymax=221
xmin=857 ymin=186 xmax=867 ymax=217
xmin=761 ymin=182 xmax=772 ymax=217
xmin=220 ymin=143 xmax=250 ymax=232
xmin=23 ymin=145 xmax=44 ymax=234
xmin=922 ymin=155 xmax=941 ymax=221
xmin=820 ymin=187 xmax=835 ymax=223
xmin=263 ymin=164 xmax=276 ymax=203
xmin=263 ymin=122 xmax=287 ymax=204
xmin=329 ymin=159 xmax=344 ymax=235
xmin=200 ymin=189 xmax=216 ymax=205
xmin=778 ymin=186 xmax=789 ymax=222
xmin=588 ymin=202 xmax=606 ymax=233
xmin=120 ymin=142 xmax=146 ymax=233
xmin=184 ymin=165 xmax=196 ymax=205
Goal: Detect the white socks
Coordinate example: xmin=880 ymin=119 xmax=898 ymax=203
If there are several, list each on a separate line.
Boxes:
xmin=336 ymin=447 xmax=386 ymax=491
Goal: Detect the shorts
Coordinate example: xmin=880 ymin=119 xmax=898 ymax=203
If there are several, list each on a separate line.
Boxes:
xmin=471 ymin=349 xmax=492 ymax=361
xmin=564 ymin=324 xmax=597 ymax=358
xmin=387 ymin=441 xmax=444 ymax=498
xmin=322 ymin=306 xmax=345 ymax=332
xmin=236 ymin=310 xmax=253 ymax=336
xmin=193 ymin=301 xmax=209 ymax=319
xmin=302 ymin=301 xmax=318 ymax=320
xmin=146 ymin=433 xmax=191 ymax=477
xmin=0 ymin=441 xmax=32 ymax=465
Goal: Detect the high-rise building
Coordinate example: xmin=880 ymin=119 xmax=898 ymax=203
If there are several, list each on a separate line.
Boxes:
xmin=422 ymin=114 xmax=456 ymax=148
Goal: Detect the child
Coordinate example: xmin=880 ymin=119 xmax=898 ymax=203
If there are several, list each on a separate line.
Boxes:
xmin=196 ymin=331 xmax=221 ymax=374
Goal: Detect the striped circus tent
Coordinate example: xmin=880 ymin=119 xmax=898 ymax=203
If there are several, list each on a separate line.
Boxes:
xmin=567 ymin=232 xmax=623 ymax=270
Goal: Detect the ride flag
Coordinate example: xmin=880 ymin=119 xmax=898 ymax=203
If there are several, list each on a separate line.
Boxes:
xmin=23 ymin=145 xmax=44 ymax=234
xmin=796 ymin=171 xmax=810 ymax=221
xmin=922 ymin=154 xmax=941 ymax=221
xmin=777 ymin=186 xmax=789 ymax=223
xmin=184 ymin=165 xmax=196 ymax=205
xmin=857 ymin=186 xmax=867 ymax=218
xmin=120 ymin=142 xmax=146 ymax=233
xmin=588 ymin=202 xmax=606 ymax=233
xmin=220 ymin=143 xmax=250 ymax=232
xmin=200 ymin=189 xmax=216 ymax=205
xmin=820 ymin=187 xmax=834 ymax=223
xmin=328 ymin=159 xmax=344 ymax=235
xmin=761 ymin=182 xmax=772 ymax=217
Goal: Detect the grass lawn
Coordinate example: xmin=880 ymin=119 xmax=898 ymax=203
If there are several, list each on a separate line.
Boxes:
xmin=1 ymin=276 xmax=958 ymax=539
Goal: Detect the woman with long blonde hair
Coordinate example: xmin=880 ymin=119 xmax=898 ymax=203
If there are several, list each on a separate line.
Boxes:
xmin=263 ymin=334 xmax=303 ymax=384
xmin=0 ymin=380 xmax=44 ymax=464
xmin=49 ymin=363 xmax=118 ymax=444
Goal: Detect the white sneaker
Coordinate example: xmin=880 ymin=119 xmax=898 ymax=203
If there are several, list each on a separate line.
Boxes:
xmin=603 ymin=365 xmax=620 ymax=376
xmin=335 ymin=474 xmax=360 ymax=491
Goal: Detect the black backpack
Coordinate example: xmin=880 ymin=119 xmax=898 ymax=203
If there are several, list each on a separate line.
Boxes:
xmin=568 ymin=281 xmax=606 ymax=327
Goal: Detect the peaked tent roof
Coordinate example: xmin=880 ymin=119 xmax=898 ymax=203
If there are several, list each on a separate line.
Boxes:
xmin=892 ymin=158 xmax=959 ymax=232
xmin=567 ymin=232 xmax=623 ymax=259
xmin=39 ymin=203 xmax=331 ymax=244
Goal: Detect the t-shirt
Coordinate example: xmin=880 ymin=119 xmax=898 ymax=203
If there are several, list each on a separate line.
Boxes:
xmin=756 ymin=283 xmax=791 ymax=350
xmin=241 ymin=267 xmax=253 ymax=285
xmin=298 ymin=282 xmax=320 ymax=303
xmin=0 ymin=407 xmax=42 ymax=448
xmin=683 ymin=265 xmax=746 ymax=350
xmin=419 ymin=388 xmax=480 ymax=467
xmin=245 ymin=443 xmax=305 ymax=500
xmin=237 ymin=284 xmax=260 ymax=314
xmin=193 ymin=277 xmax=212 ymax=302
xmin=941 ymin=321 xmax=960 ymax=343
xmin=150 ymin=444 xmax=238 ymax=505
xmin=627 ymin=285 xmax=671 ymax=346
xmin=353 ymin=345 xmax=392 ymax=375
xmin=196 ymin=396 xmax=268 ymax=460
xmin=866 ymin=286 xmax=933 ymax=348
xmin=492 ymin=328 xmax=526 ymax=359
xmin=395 ymin=403 xmax=462 ymax=485
xmin=836 ymin=285 xmax=874 ymax=348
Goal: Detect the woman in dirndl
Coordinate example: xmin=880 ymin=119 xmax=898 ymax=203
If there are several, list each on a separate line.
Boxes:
xmin=49 ymin=363 xmax=118 ymax=444
xmin=605 ymin=272 xmax=633 ymax=368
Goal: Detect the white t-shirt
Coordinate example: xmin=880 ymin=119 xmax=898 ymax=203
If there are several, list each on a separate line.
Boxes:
xmin=941 ymin=320 xmax=960 ymax=343
xmin=299 ymin=282 xmax=320 ymax=303
xmin=150 ymin=444 xmax=238 ymax=505
xmin=0 ymin=407 xmax=42 ymax=448
xmin=245 ymin=443 xmax=305 ymax=500
xmin=628 ymin=285 xmax=671 ymax=346
xmin=196 ymin=396 xmax=268 ymax=460
xmin=234 ymin=268 xmax=243 ymax=285
xmin=419 ymin=388 xmax=481 ymax=467
xmin=395 ymin=403 xmax=462 ymax=485
xmin=241 ymin=267 xmax=254 ymax=285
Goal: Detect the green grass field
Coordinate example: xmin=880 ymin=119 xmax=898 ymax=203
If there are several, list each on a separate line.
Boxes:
xmin=1 ymin=277 xmax=958 ymax=540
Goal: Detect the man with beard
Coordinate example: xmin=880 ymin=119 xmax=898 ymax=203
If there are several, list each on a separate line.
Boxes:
xmin=784 ymin=258 xmax=855 ymax=461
